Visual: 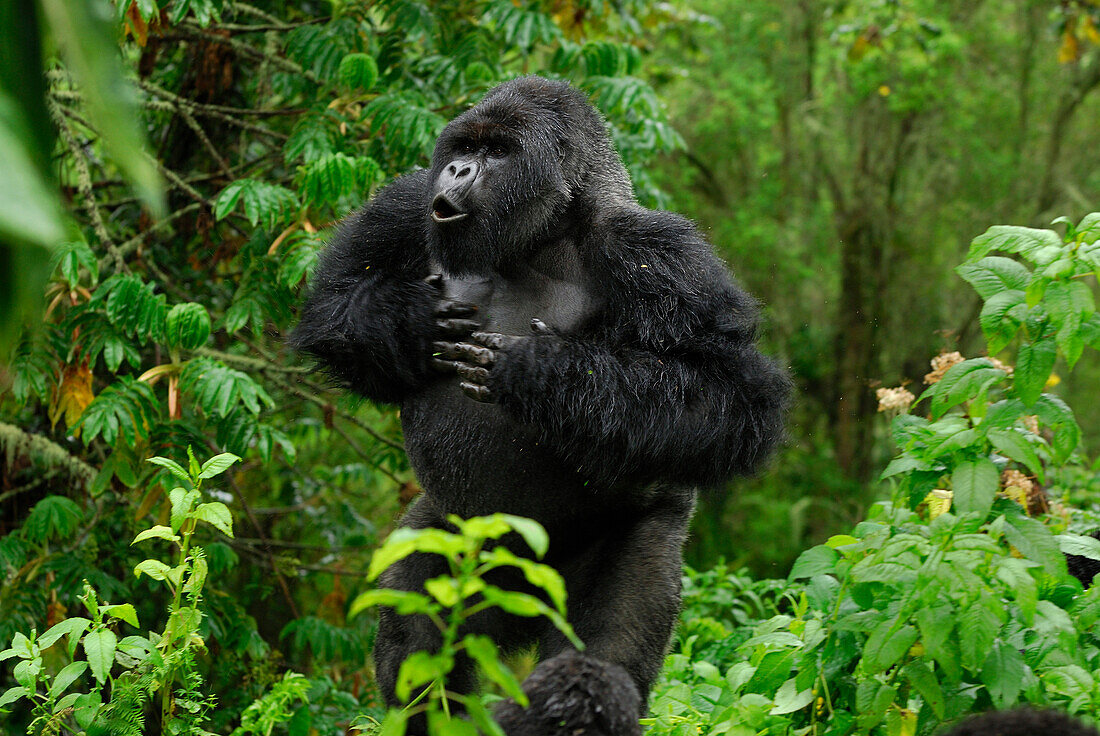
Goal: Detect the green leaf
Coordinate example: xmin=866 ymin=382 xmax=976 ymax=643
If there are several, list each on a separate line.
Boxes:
xmin=968 ymin=225 xmax=1064 ymax=265
xmin=902 ymin=661 xmax=945 ymax=719
xmin=1014 ymin=335 xmax=1057 ymax=405
xmin=788 ymin=546 xmax=839 ymax=580
xmin=367 ymin=527 xmax=468 ymax=581
xmin=164 ymin=302 xmax=212 ymax=351
xmin=39 ymin=618 xmax=91 ymax=656
xmin=214 ymin=179 xmax=300 ymax=230
xmin=770 ymin=677 xmax=814 ymax=715
xmin=198 ymin=452 xmax=241 ymax=480
xmin=981 ymin=640 xmax=1026 ymax=708
xmin=956 ymin=257 xmax=1030 ymax=299
xmin=1002 ymin=513 xmax=1063 ymax=576
xmin=1057 ymin=533 xmax=1100 ymax=561
xmin=987 ymin=429 xmax=1044 ymax=483
xmin=83 ymin=628 xmax=117 ymax=685
xmin=348 ymin=589 xmax=435 ymax=619
xmin=862 ymin=620 xmax=918 ymax=674
xmin=147 ymin=456 xmax=190 ymax=484
xmin=170 ymin=487 xmax=201 ymax=531
xmin=21 ymin=495 xmax=83 ymax=543
xmin=979 ymin=290 xmax=1026 ymax=354
xmin=134 ymin=559 xmax=171 ymax=580
xmin=132 ymin=525 xmax=180 ymax=545
xmin=951 ymin=457 xmax=998 ymax=517
xmin=377 ymin=708 xmax=408 ymax=736
xmin=192 ymin=502 xmax=234 ymax=537
xmin=101 ymin=603 xmax=139 ymax=628
xmin=480 ymin=547 xmax=567 ymax=613
xmin=48 ymin=661 xmax=88 ymax=701
xmin=462 ymin=634 xmax=527 ymax=705
xmin=0 ymin=686 xmax=29 ymax=711
xmin=394 ymin=650 xmax=453 ymax=702
xmin=930 ymin=359 xmax=1007 ymax=419
xmin=746 ymin=648 xmax=798 ymax=696
xmin=498 ymin=514 xmax=549 ymax=557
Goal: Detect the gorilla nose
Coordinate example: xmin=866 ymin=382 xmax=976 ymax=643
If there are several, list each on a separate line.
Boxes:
xmin=446 ymin=160 xmax=479 ymax=179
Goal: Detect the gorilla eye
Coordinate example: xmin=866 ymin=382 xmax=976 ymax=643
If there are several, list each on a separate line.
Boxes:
xmin=487 ymin=144 xmax=509 ymax=158
xmin=457 ymin=141 xmax=476 ymax=155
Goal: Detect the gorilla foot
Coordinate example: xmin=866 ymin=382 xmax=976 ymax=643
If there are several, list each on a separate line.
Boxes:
xmin=493 ymin=651 xmax=641 ymax=736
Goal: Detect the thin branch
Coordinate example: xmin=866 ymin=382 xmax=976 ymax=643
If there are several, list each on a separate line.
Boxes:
xmin=99 ymin=202 xmax=202 ymax=271
xmin=273 ymin=375 xmax=404 ymax=453
xmin=137 ymin=81 xmax=288 ymax=139
xmin=195 ymin=347 xmax=311 ymax=374
xmin=178 ymin=22 xmax=323 ymax=86
xmin=49 ymin=100 xmax=127 ymax=272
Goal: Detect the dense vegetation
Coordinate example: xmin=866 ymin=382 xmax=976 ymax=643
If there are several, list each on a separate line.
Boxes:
xmin=2 ymin=0 xmax=1100 ymax=734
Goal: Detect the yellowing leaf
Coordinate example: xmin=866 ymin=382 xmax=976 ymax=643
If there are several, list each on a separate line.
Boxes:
xmin=1059 ymin=27 xmax=1080 ymax=64
xmin=50 ymin=362 xmax=94 ymax=430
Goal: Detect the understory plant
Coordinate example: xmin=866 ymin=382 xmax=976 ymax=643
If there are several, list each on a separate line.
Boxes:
xmin=646 ymin=212 xmax=1100 ymax=736
xmin=348 ymin=513 xmax=581 ymax=736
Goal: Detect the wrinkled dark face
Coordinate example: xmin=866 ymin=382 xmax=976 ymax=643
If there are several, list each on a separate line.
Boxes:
xmin=425 ymin=83 xmax=580 ymax=276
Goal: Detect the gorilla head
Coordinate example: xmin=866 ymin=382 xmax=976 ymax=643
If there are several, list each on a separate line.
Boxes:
xmin=425 ymin=76 xmax=634 ymax=275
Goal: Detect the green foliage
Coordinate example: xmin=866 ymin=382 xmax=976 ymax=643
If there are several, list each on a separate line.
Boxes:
xmin=350 ymin=514 xmax=578 ymax=735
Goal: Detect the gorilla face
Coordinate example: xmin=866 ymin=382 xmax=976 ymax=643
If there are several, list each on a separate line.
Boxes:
xmin=425 ymin=77 xmax=632 ymax=276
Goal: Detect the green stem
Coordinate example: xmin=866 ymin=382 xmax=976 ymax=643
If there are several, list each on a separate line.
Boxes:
xmin=161 ymin=523 xmax=193 ymax=728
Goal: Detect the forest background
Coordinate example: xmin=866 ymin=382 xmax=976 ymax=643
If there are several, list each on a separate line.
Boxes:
xmin=3 ymin=0 xmax=1100 ymax=734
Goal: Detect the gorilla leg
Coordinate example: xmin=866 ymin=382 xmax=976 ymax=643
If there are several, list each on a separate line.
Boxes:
xmin=528 ymin=496 xmax=694 ymax=720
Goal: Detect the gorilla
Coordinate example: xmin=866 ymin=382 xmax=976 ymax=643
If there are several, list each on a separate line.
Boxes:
xmin=940 ymin=708 xmax=1100 ymax=736
xmin=292 ymin=76 xmax=789 ymax=731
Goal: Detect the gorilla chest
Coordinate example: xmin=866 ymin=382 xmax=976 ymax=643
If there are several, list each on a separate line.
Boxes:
xmin=438 ymin=264 xmax=598 ymax=335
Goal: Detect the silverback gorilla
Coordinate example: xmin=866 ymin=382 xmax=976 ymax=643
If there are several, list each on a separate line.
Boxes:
xmin=292 ymin=76 xmax=789 ymax=733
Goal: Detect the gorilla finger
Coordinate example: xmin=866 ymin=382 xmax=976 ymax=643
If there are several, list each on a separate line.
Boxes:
xmin=424 ymin=273 xmax=444 ymax=289
xmin=460 ymin=381 xmax=494 ymax=402
xmin=434 ymin=300 xmax=478 ymax=318
xmin=435 ymin=318 xmax=481 ymax=337
xmin=530 ymin=318 xmax=552 ymax=334
xmin=431 ymin=341 xmax=464 ymax=360
xmin=470 ymin=331 xmax=508 ymax=350
xmin=430 ymin=358 xmax=460 ymax=374
xmin=454 ymin=342 xmax=496 ymax=366
xmin=456 ymin=363 xmax=491 ymax=384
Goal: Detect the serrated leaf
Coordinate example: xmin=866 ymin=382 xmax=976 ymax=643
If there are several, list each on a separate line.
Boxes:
xmin=198 ymin=452 xmax=240 ymax=480
xmin=101 ymin=603 xmax=139 ymax=628
xmin=164 ymin=302 xmax=212 ymax=351
xmin=83 ymin=628 xmax=117 ymax=685
xmin=48 ymin=661 xmax=88 ymax=700
xmin=1014 ymin=336 xmax=1057 ymax=405
xmin=952 ymin=458 xmax=998 ymax=517
xmin=988 ymin=429 xmax=1044 ymax=482
xmin=862 ymin=620 xmax=918 ymax=674
xmin=192 ymin=502 xmax=234 ymax=537
xmin=39 ymin=618 xmax=91 ymax=655
xmin=956 ymin=257 xmax=1031 ymax=299
xmin=969 ymin=225 xmax=1064 ymax=265
xmin=134 ymin=559 xmax=171 ymax=580
xmin=132 ymin=525 xmax=180 ymax=545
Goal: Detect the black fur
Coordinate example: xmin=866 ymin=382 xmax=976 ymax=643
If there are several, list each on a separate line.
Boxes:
xmin=940 ymin=708 xmax=1099 ymax=736
xmin=292 ymin=76 xmax=789 ymax=731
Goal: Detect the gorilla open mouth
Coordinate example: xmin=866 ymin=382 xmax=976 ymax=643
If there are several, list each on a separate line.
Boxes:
xmin=431 ymin=194 xmax=469 ymax=223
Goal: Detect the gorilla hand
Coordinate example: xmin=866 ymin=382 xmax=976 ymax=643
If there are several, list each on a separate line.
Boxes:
xmin=425 ymin=274 xmax=480 ymax=374
xmin=451 ymin=319 xmax=553 ymax=402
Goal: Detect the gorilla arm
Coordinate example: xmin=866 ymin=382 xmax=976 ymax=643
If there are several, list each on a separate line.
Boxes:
xmin=455 ymin=210 xmax=791 ymax=488
xmin=291 ymin=171 xmax=476 ymax=404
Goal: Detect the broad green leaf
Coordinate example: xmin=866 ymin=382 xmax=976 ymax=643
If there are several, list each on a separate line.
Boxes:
xmin=192 ymin=502 xmax=234 ymax=537
xmin=83 ymin=628 xmax=117 ymax=685
xmin=101 ymin=603 xmax=138 ymax=628
xmin=338 ymin=53 xmax=378 ymax=90
xmin=930 ymin=359 xmax=1006 ymax=419
xmin=951 ymin=458 xmax=998 ymax=517
xmin=134 ymin=559 xmax=171 ymax=580
xmin=862 ymin=620 xmax=918 ymax=674
xmin=348 ymin=589 xmax=435 ymax=619
xmin=956 ymin=257 xmax=1030 ymax=299
xmin=147 ymin=456 xmax=190 ymax=484
xmin=498 ymin=514 xmax=549 ymax=557
xmin=987 ymin=429 xmax=1044 ymax=483
xmin=1014 ymin=335 xmax=1057 ymax=405
xmin=0 ymin=93 xmax=65 ymax=247
xmin=0 ymin=686 xmax=28 ymax=711
xmin=1057 ymin=533 xmax=1100 ymax=561
xmin=39 ymin=618 xmax=91 ymax=656
xmin=367 ymin=528 xmax=468 ymax=581
xmin=788 ymin=545 xmax=838 ymax=580
xmin=481 ymin=548 xmax=567 ymax=613
xmin=1002 ymin=513 xmax=1063 ymax=576
xmin=746 ymin=648 xmax=798 ymax=696
xmin=902 ymin=661 xmax=944 ymax=719
xmin=462 ymin=634 xmax=527 ymax=704
xmin=968 ymin=225 xmax=1064 ymax=265
xmin=132 ymin=525 xmax=180 ymax=545
xmin=394 ymin=650 xmax=452 ymax=702
xmin=980 ymin=640 xmax=1025 ymax=708
xmin=48 ymin=661 xmax=88 ymax=700
xmin=770 ymin=677 xmax=813 ymax=715
xmin=979 ymin=290 xmax=1026 ymax=354
xmin=169 ymin=487 xmax=201 ymax=531
xmin=198 ymin=452 xmax=241 ymax=480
